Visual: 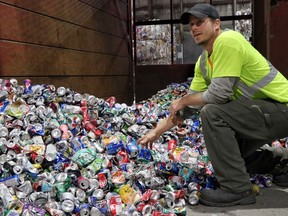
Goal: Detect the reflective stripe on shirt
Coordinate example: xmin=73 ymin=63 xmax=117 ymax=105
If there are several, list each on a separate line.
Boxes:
xmin=199 ymin=51 xmax=278 ymax=99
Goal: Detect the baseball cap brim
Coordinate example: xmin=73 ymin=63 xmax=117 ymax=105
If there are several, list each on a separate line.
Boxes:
xmin=180 ymin=11 xmax=208 ymax=24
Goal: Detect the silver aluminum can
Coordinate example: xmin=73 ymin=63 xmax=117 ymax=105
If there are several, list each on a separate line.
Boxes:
xmin=61 ymin=199 xmax=74 ymax=213
xmin=18 ymin=180 xmax=33 ymax=195
xmin=150 ymin=190 xmax=161 ymax=200
xmin=45 ymin=143 xmax=57 ymax=161
xmin=161 ymin=197 xmax=175 ymax=209
xmin=45 ymin=200 xmax=61 ymax=210
xmin=90 ymin=207 xmax=104 ymax=216
xmin=0 ymin=154 xmax=7 ymax=164
xmin=6 ymin=150 xmax=17 ymax=161
xmin=92 ymin=140 xmax=105 ymax=153
xmin=165 ymin=191 xmax=176 ymax=201
xmin=0 ymin=90 xmax=8 ymax=101
xmin=55 ymin=172 xmax=69 ymax=182
xmin=153 ymin=201 xmax=163 ymax=212
xmin=92 ymin=188 xmax=105 ymax=200
xmin=60 ymin=192 xmax=75 ymax=202
xmin=89 ymin=178 xmax=100 ymax=190
xmin=34 ymin=154 xmax=44 ymax=164
xmin=13 ymin=165 xmax=23 ymax=174
xmin=0 ymin=127 xmax=9 ymax=137
xmin=57 ymin=86 xmax=66 ymax=96
xmin=87 ymin=95 xmax=98 ymax=106
xmin=131 ymin=211 xmax=142 ymax=216
xmin=80 ymin=206 xmax=90 ymax=216
xmin=74 ymin=93 xmax=82 ymax=103
xmin=51 ymin=128 xmax=62 ymax=140
xmin=67 ymin=187 xmax=76 ymax=195
xmin=75 ymin=188 xmax=86 ymax=203
xmin=186 ymin=190 xmax=200 ymax=206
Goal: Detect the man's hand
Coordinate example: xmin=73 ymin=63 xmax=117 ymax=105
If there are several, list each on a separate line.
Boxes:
xmin=137 ymin=130 xmax=159 ymax=149
xmin=169 ymin=98 xmax=184 ymax=119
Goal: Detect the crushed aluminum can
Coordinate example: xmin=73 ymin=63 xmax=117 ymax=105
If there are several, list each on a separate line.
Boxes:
xmin=75 ymin=188 xmax=87 ymax=203
xmin=109 ymin=194 xmax=123 ymax=216
xmin=92 ymin=188 xmax=105 ymax=200
xmin=0 ymin=126 xmax=9 ymax=137
xmin=13 ymin=165 xmax=23 ymax=175
xmin=30 ymin=151 xmax=44 ymax=164
xmin=60 ymin=192 xmax=75 ymax=202
xmin=77 ymin=203 xmax=90 ymax=216
xmin=57 ymin=86 xmax=66 ymax=96
xmin=111 ymin=170 xmax=126 ymax=187
xmin=85 ymin=158 xmax=103 ymax=178
xmin=115 ymin=150 xmax=130 ymax=165
xmin=125 ymin=140 xmax=139 ymax=158
xmin=77 ymin=175 xmax=90 ymax=190
xmin=136 ymin=202 xmax=153 ymax=215
xmin=0 ymin=183 xmax=17 ymax=208
xmin=187 ymin=181 xmax=200 ymax=193
xmin=22 ymin=203 xmax=46 ymax=216
xmin=90 ymin=206 xmax=105 ymax=216
xmin=167 ymin=139 xmax=177 ymax=152
xmin=51 ymin=128 xmax=62 ymax=141
xmin=61 ymin=199 xmax=75 ymax=213
xmin=149 ymin=199 xmax=164 ymax=212
xmin=0 ymin=174 xmax=20 ymax=187
xmin=106 ymin=141 xmax=124 ymax=155
xmin=186 ymin=190 xmax=200 ymax=206
xmin=166 ymin=162 xmax=180 ymax=175
xmin=23 ymin=79 xmax=33 ymax=95
xmin=160 ymin=197 xmax=175 ymax=209
xmin=45 ymin=143 xmax=57 ymax=161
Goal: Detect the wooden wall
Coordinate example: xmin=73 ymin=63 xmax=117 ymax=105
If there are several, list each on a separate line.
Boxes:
xmin=270 ymin=0 xmax=288 ymax=78
xmin=135 ymin=65 xmax=194 ymax=102
xmin=0 ymin=0 xmax=133 ymax=104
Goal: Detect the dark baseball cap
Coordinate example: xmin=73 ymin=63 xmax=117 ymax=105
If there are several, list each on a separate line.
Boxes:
xmin=180 ymin=4 xmax=220 ymax=24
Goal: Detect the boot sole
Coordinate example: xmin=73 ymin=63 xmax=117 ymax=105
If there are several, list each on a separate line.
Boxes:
xmin=199 ymin=195 xmax=256 ymax=207
xmin=274 ymin=182 xmax=288 ymax=187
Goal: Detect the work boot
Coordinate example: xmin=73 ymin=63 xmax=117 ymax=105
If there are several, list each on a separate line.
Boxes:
xmin=199 ymin=188 xmax=256 ymax=207
xmin=274 ymin=174 xmax=288 ymax=187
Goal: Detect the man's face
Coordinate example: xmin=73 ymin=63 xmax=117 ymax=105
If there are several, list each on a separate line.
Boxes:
xmin=189 ymin=16 xmax=219 ymax=46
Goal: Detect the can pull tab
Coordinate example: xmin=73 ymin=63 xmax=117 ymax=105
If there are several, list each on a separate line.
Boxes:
xmin=251 ymin=105 xmax=271 ymax=128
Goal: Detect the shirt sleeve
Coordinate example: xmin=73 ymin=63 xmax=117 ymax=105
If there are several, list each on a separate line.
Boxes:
xmin=189 ymin=56 xmax=209 ymax=92
xmin=202 ymin=77 xmax=237 ymax=104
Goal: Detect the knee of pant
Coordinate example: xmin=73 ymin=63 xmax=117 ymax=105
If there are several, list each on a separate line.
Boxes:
xmin=200 ymin=104 xmax=220 ymax=120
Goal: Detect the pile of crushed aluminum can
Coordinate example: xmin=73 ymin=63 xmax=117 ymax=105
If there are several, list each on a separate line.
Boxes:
xmin=0 ymin=78 xmax=286 ymax=216
xmin=136 ymin=24 xmax=175 ymax=65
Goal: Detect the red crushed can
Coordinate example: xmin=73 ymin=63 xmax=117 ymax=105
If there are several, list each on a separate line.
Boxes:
xmin=167 ymin=139 xmax=177 ymax=152
xmin=136 ymin=203 xmax=153 ymax=215
xmin=109 ymin=194 xmax=123 ymax=216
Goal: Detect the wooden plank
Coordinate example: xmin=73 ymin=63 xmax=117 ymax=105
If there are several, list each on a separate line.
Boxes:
xmin=0 ymin=3 xmax=128 ymax=56
xmin=0 ymin=0 xmax=127 ymax=39
xmin=82 ymin=0 xmax=128 ymax=21
xmin=0 ymin=41 xmax=129 ymax=76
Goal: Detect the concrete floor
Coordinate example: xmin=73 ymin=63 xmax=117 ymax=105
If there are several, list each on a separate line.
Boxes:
xmin=186 ymin=185 xmax=288 ymax=216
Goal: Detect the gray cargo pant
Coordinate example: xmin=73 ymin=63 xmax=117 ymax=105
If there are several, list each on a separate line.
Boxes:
xmin=190 ymin=98 xmax=288 ymax=193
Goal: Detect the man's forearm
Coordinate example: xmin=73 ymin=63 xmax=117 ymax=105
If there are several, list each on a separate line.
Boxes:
xmin=180 ymin=92 xmax=206 ymax=107
xmin=154 ymin=116 xmax=177 ymax=137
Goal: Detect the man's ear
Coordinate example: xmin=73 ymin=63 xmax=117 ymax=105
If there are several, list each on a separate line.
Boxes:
xmin=214 ymin=19 xmax=221 ymax=29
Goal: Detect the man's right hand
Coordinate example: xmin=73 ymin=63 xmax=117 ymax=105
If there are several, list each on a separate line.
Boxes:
xmin=137 ymin=130 xmax=159 ymax=149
